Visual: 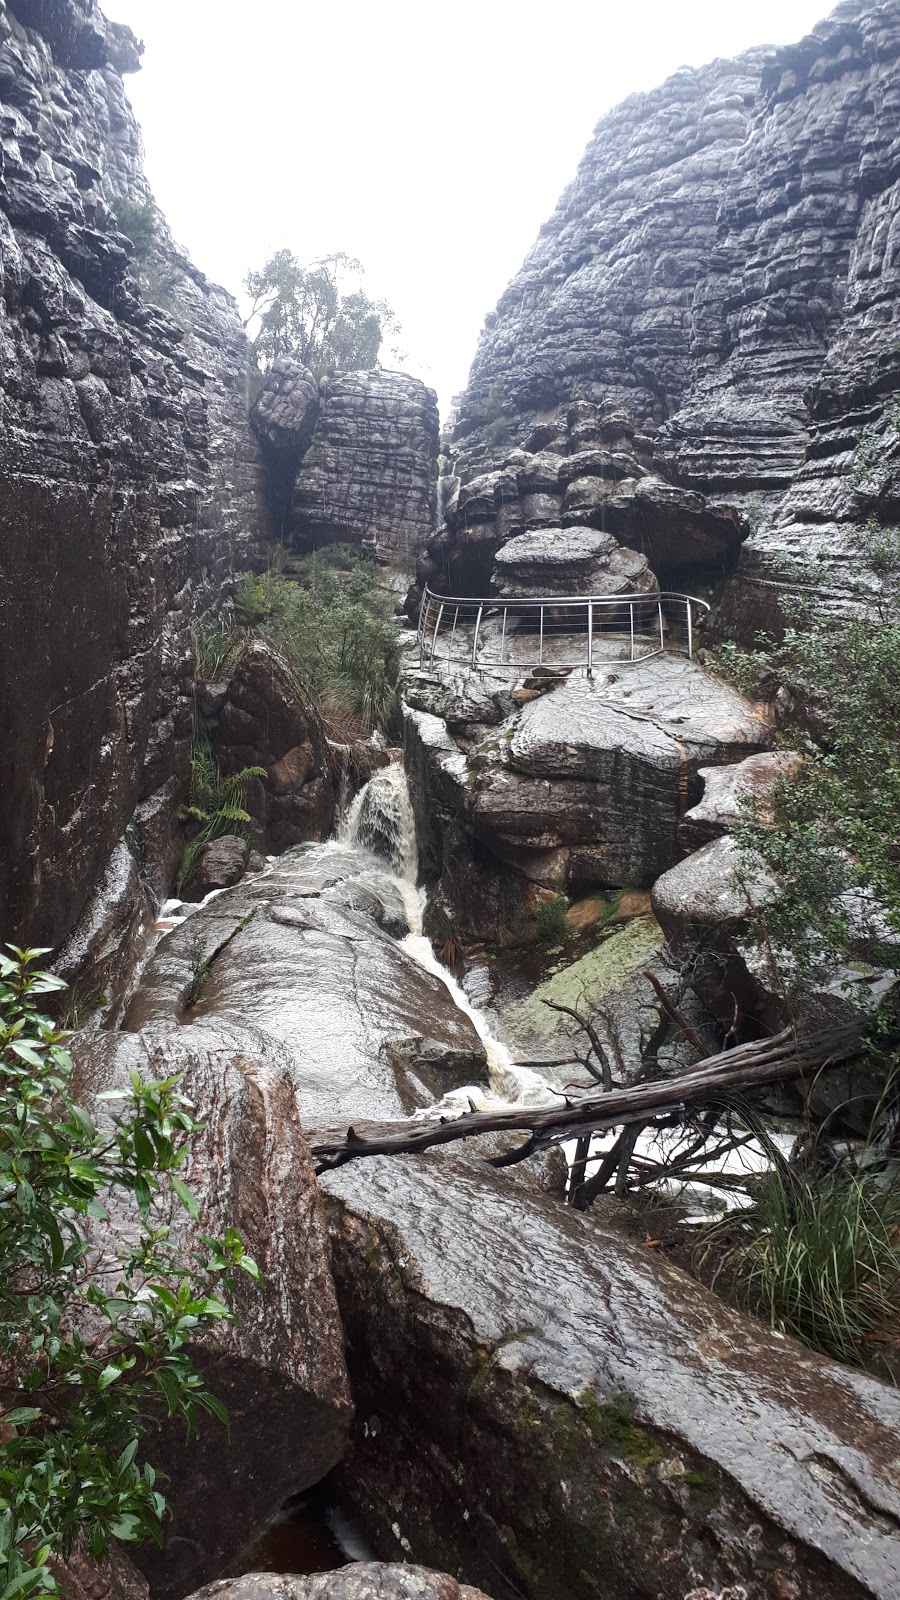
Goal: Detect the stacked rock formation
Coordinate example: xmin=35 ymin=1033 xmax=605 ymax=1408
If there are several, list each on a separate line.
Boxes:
xmin=251 ymin=360 xmax=440 ymax=562
xmin=0 ymin=0 xmax=271 ymax=980
xmin=410 ymin=399 xmax=745 ymax=615
xmin=449 ymin=0 xmax=900 ymax=629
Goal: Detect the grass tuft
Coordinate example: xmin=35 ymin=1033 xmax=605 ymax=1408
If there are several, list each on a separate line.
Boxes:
xmin=726 ymin=1162 xmax=900 ymax=1377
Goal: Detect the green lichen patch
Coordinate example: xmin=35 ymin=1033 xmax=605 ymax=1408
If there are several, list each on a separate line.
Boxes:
xmin=578 ymin=1388 xmax=663 ymax=1470
xmin=497 ymin=915 xmax=664 ymax=1056
xmin=684 ymin=1468 xmax=721 ymax=1514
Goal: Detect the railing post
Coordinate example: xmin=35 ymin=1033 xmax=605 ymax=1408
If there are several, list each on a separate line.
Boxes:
xmin=629 ymin=602 xmax=635 ymax=662
xmin=500 ymin=604 xmax=508 ymax=664
xmin=586 ymin=600 xmax=593 ymax=678
xmin=539 ymin=604 xmax=544 ymax=666
xmin=471 ymin=604 xmax=484 ymax=669
xmin=686 ymin=598 xmax=693 ymax=660
xmin=658 ymin=598 xmax=665 ymax=653
xmin=430 ymin=602 xmax=444 ymax=670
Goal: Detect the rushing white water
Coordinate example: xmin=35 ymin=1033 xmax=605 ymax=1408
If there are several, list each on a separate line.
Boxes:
xmin=342 ymin=762 xmax=562 ymax=1114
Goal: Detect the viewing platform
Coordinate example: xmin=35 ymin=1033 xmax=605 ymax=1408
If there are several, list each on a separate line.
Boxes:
xmin=416 ymin=586 xmax=710 ymax=677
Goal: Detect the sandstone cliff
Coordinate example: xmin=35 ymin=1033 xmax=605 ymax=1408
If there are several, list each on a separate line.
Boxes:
xmin=0 ymin=0 xmax=271 ymax=976
xmin=251 ymin=358 xmax=439 ymax=562
xmin=452 ymin=0 xmax=900 ymax=625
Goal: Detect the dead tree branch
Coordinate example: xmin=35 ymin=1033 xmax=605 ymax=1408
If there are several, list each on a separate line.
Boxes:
xmin=311 ymin=1021 xmax=863 ymax=1174
xmin=643 ymin=969 xmax=706 ymax=1053
xmin=540 ymin=998 xmax=614 ymax=1090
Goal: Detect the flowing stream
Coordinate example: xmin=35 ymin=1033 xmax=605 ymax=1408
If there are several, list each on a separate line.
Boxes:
xmin=340 ymin=761 xmax=563 ymax=1113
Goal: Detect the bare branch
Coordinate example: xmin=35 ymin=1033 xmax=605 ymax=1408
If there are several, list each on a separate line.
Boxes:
xmin=311 ymin=1021 xmax=863 ymax=1172
xmin=643 ymin=970 xmax=706 ymax=1053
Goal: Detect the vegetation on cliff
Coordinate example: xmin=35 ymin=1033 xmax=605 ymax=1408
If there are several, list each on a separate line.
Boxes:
xmin=244 ymin=251 xmax=402 ymax=378
xmin=178 ymin=745 xmax=266 ymax=891
xmin=720 ymin=517 xmax=900 ymax=993
xmin=0 ymin=950 xmax=260 ymax=1600
xmin=234 ymin=549 xmax=398 ymax=738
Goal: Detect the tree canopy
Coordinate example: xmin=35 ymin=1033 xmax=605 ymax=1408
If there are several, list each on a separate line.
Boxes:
xmin=244 ymin=251 xmax=401 ymax=376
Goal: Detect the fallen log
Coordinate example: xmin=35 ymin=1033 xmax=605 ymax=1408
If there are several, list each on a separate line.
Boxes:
xmin=311 ymin=1019 xmax=864 ymax=1172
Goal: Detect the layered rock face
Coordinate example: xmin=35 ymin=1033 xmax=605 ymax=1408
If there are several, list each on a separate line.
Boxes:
xmin=251 ymin=361 xmax=439 ymax=562
xmin=0 ymin=0 xmax=270 ymax=971
xmin=451 ymin=0 xmax=900 ymax=626
xmin=414 ymin=401 xmax=743 ymax=611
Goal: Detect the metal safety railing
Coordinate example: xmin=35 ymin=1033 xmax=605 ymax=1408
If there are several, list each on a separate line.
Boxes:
xmin=417 ymin=586 xmax=710 ymax=676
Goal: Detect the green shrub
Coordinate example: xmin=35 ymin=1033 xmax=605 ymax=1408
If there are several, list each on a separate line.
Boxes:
xmin=108 ymin=193 xmax=156 ymax=263
xmin=724 ymin=517 xmax=900 ymax=993
xmin=0 ymin=946 xmax=261 ymax=1600
xmin=233 ymin=549 xmax=398 ymax=737
xmin=178 ymin=741 xmax=265 ymax=889
xmin=535 ymin=894 xmax=569 ymax=944
xmin=471 ymin=379 xmax=513 ymax=451
xmin=190 ymin=619 xmax=243 ymax=682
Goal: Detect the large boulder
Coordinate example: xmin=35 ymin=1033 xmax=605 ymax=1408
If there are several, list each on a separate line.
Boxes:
xmin=122 ymin=848 xmax=487 ymax=1126
xmin=187 ymin=1568 xmax=489 ymax=1600
xmin=290 ymin=371 xmax=440 ymax=560
xmin=322 ymin=1154 xmax=900 ymax=1600
xmin=652 ymin=835 xmax=896 ymax=1036
xmin=70 ymin=1024 xmax=353 ymax=1600
xmin=404 ymin=656 xmax=772 ymax=936
xmin=213 ymin=642 xmax=335 ymax=854
xmin=250 ymin=358 xmax=319 ymax=454
xmin=650 ymin=834 xmax=781 ymax=1028
xmin=490 ymin=527 xmax=657 ymax=599
xmin=181 ymin=834 xmax=250 ymax=901
xmin=678 ymin=751 xmax=802 ymax=852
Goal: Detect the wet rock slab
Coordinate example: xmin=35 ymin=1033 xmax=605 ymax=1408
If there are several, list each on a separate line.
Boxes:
xmin=188 ymin=1568 xmax=489 ymax=1600
xmin=122 ymin=849 xmax=487 ymax=1124
xmin=323 ymin=1154 xmax=900 ymax=1600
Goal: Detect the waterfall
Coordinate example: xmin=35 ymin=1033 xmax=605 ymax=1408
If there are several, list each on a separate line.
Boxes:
xmin=343 ymin=761 xmax=561 ymax=1113
xmin=340 ymin=761 xmax=424 ymax=934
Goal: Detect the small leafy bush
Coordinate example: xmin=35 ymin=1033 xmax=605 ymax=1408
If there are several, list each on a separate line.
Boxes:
xmin=178 ymin=742 xmax=265 ymax=890
xmin=0 ymin=947 xmax=261 ymax=1600
xmin=107 ymin=194 xmax=156 ymax=264
xmin=721 ymin=518 xmax=900 ymax=993
xmin=471 ymin=380 xmax=513 ymax=452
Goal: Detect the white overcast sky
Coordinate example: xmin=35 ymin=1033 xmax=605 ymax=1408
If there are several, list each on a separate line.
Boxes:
xmin=102 ymin=0 xmax=832 ymax=417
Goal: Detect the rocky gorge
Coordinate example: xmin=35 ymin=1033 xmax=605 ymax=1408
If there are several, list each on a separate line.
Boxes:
xmin=3 ymin=1 xmax=900 ymax=1598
